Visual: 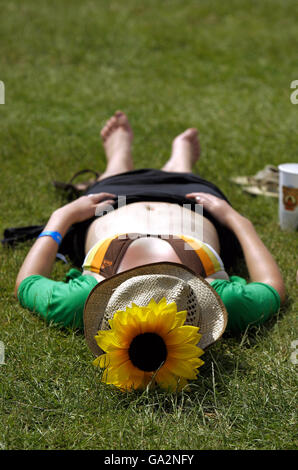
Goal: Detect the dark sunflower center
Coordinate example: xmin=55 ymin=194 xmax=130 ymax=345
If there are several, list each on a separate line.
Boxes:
xmin=128 ymin=332 xmax=168 ymax=372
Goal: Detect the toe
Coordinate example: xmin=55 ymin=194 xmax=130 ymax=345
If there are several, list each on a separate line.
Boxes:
xmin=100 ymin=126 xmax=108 ymax=140
xmin=109 ymin=116 xmax=117 ymax=127
xmin=116 ymin=112 xmax=129 ymax=126
xmin=100 ymin=111 xmax=133 ymax=146
xmin=187 ymin=128 xmax=198 ymax=139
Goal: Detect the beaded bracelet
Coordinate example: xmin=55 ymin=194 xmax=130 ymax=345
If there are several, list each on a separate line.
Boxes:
xmin=37 ymin=230 xmax=63 ymax=246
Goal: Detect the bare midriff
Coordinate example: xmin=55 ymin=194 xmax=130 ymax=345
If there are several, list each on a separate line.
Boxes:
xmin=83 ymin=202 xmax=221 ymax=280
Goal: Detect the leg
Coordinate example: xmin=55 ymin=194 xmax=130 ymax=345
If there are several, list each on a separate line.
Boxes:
xmin=98 ymin=111 xmax=134 ymax=181
xmin=161 ymin=128 xmax=200 ymax=173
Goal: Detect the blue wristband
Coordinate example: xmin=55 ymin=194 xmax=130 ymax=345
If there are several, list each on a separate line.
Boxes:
xmin=38 ymin=230 xmax=63 ymax=246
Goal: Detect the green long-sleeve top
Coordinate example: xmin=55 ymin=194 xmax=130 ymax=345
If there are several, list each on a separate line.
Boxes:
xmin=17 ymin=268 xmax=281 ymax=334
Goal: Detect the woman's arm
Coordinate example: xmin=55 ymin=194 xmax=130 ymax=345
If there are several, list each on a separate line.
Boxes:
xmin=14 ymin=193 xmax=115 ymax=296
xmin=225 ymin=213 xmax=285 ymax=302
xmin=186 ymin=192 xmax=286 ymax=303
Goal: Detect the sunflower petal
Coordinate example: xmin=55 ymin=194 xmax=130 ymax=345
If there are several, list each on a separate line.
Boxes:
xmin=175 ymin=376 xmax=189 ymax=391
xmin=155 ymin=366 xmax=179 ymax=391
xmin=147 ymin=298 xmax=159 ymax=313
xmin=167 ymin=343 xmax=202 ymax=359
xmin=112 ymin=361 xmax=145 ymax=389
xmin=94 ymin=349 xmax=129 ymax=369
xmin=189 ymin=357 xmax=205 ymax=368
xmin=111 ymin=315 xmax=139 ymax=346
xmin=155 ymin=310 xmax=178 ymax=335
xmin=158 ymin=300 xmax=177 ymax=316
xmin=172 ymin=310 xmax=188 ymax=328
xmin=166 ymin=325 xmax=201 ymax=345
xmin=166 ymin=358 xmax=199 ymax=379
xmin=94 ymin=331 xmax=122 ymax=351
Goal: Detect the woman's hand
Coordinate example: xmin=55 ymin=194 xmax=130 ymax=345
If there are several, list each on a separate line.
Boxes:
xmin=55 ymin=192 xmax=116 ymax=225
xmin=185 ymin=192 xmax=242 ymax=228
xmin=14 ymin=192 xmax=116 ymax=294
xmin=186 ymin=192 xmax=285 ymax=301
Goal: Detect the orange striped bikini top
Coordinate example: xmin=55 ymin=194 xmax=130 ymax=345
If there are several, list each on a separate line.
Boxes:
xmin=82 ymin=233 xmax=225 ymax=279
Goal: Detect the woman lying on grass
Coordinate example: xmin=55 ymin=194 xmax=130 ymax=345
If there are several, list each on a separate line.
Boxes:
xmin=15 ymin=111 xmax=285 ymax=391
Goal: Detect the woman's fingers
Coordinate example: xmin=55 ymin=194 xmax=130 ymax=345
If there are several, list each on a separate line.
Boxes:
xmin=96 ymin=199 xmax=115 ymax=207
xmin=94 ymin=199 xmax=115 ymax=216
xmin=87 ymin=192 xmax=116 ymax=201
xmin=185 ymin=192 xmax=197 ymax=199
xmin=186 ymin=192 xmax=206 ymax=198
xmin=186 ymin=192 xmax=210 ymax=196
xmin=186 ymin=192 xmax=212 ymax=202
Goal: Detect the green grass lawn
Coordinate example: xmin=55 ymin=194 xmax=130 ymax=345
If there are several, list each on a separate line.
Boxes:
xmin=0 ymin=0 xmax=297 ymax=450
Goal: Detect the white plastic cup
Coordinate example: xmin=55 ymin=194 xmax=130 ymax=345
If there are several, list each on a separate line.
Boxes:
xmin=278 ymin=163 xmax=298 ymax=231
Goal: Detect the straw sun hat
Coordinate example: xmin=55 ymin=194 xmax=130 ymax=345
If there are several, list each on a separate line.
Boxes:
xmin=84 ymin=262 xmax=228 ymax=358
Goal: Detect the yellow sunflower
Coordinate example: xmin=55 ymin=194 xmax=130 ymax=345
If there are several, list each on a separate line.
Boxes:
xmin=93 ymin=297 xmax=204 ymax=391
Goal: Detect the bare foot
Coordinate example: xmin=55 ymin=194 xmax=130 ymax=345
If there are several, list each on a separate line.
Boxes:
xmin=162 ymin=128 xmax=200 ymax=172
xmin=100 ymin=111 xmax=134 ymax=175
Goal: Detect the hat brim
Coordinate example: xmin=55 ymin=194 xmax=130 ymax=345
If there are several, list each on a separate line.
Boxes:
xmin=84 ymin=262 xmax=228 ymax=356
